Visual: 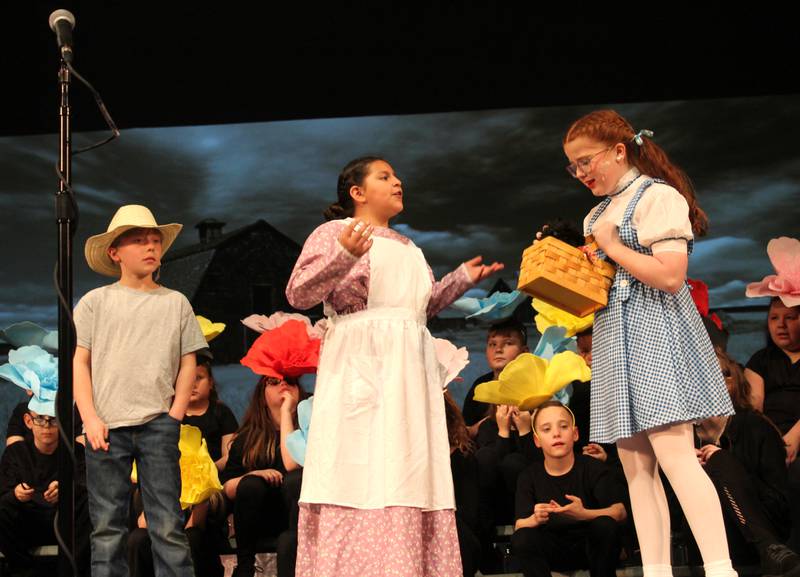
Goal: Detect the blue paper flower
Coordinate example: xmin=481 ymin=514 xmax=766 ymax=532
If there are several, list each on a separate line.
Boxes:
xmin=533 ymin=326 xmax=580 ymax=405
xmin=0 ymin=345 xmax=59 ymax=416
xmin=285 ymin=396 xmax=313 ymax=467
xmin=449 ymin=290 xmax=528 ymax=323
xmin=0 ymin=322 xmax=58 ymax=353
xmin=532 ymin=326 xmax=577 ymax=360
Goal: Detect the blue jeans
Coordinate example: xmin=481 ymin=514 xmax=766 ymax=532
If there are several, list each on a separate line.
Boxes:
xmin=85 ymin=412 xmax=194 ymax=577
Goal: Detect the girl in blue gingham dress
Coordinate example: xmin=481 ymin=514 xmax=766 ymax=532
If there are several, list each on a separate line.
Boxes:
xmin=563 ymin=110 xmax=736 ymax=577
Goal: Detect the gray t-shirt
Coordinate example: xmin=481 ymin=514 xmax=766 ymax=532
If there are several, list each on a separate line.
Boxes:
xmin=74 ymin=282 xmax=208 ymax=429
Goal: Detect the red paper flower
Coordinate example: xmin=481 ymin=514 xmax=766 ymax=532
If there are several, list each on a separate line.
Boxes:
xmin=240 ymin=319 xmax=321 ymax=380
xmin=688 ymin=278 xmax=723 ymax=331
xmin=688 ymin=278 xmax=710 ymax=317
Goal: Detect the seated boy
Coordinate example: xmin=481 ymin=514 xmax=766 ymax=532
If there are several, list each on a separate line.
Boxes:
xmin=466 ymin=319 xmax=535 ymax=525
xmin=462 ymin=318 xmax=529 ymax=438
xmin=0 ymin=409 xmax=90 ymax=576
xmin=512 ymin=401 xmax=627 ymax=577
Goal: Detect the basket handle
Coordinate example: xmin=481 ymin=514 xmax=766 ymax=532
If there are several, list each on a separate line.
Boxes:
xmin=582 ymin=235 xmax=601 ymax=265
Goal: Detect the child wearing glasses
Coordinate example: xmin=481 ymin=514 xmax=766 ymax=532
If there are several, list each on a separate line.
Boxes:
xmin=562 ymin=110 xmax=736 ymax=577
xmin=0 ymin=409 xmax=91 ymax=575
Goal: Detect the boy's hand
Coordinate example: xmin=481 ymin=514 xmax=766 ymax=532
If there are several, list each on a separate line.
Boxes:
xmin=85 ymin=416 xmax=110 ymax=451
xmin=582 ymin=443 xmax=608 ymax=462
xmin=496 ymin=405 xmax=512 ymax=437
xmin=551 ymin=495 xmax=588 ymax=521
xmin=511 ymin=408 xmax=532 ymax=436
xmin=339 ymin=219 xmax=373 ymax=257
xmin=43 ymin=481 xmax=59 ymax=504
xmin=14 ymin=483 xmax=34 ymax=502
xmin=464 ymin=256 xmax=504 ymax=284
xmin=532 ymin=502 xmax=556 ymax=526
xmin=697 ymin=444 xmax=721 ymax=466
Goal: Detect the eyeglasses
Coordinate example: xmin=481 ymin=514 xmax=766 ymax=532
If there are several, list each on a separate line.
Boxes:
xmin=30 ymin=414 xmax=57 ymax=428
xmin=566 ymin=147 xmax=612 ymax=178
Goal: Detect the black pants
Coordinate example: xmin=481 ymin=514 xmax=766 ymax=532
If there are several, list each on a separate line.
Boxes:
xmin=511 ymin=516 xmax=621 ymax=577
xmin=475 ymin=446 xmax=528 ymax=526
xmin=0 ymin=497 xmax=91 ymax=575
xmin=788 ymin=458 xmax=800 ymax=553
xmin=456 ymin=515 xmax=481 ymax=577
xmin=703 ymin=449 xmax=790 ymax=565
xmin=233 ymin=470 xmax=301 ymax=577
xmin=275 ymin=469 xmax=302 ymax=577
xmin=127 ymin=525 xmax=224 ymax=577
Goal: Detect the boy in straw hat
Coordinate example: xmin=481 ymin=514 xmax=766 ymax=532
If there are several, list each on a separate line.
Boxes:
xmin=73 ymin=205 xmax=207 ymax=577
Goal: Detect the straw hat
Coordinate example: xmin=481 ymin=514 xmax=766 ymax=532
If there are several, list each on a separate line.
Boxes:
xmin=85 ymin=205 xmax=183 ymax=277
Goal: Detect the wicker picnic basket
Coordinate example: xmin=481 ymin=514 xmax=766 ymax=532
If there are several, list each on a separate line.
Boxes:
xmin=517 ymin=235 xmax=617 ymax=318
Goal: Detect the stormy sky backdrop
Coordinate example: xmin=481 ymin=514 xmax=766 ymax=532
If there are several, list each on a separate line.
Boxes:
xmin=1 ymin=94 xmax=797 ymax=329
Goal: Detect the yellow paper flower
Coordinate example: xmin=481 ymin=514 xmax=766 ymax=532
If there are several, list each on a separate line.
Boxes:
xmin=532 ymin=298 xmax=594 ymax=338
xmin=196 ymin=315 xmax=226 ymax=343
xmin=473 ymin=351 xmax=591 ymax=412
xmin=132 ymin=424 xmax=223 ymax=509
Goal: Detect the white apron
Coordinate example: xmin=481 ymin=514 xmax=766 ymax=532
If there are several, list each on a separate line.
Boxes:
xmin=299 ymin=234 xmax=455 ymax=511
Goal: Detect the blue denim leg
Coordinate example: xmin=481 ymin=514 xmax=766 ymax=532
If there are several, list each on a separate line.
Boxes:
xmin=135 ymin=413 xmax=195 ymax=577
xmin=85 ymin=426 xmax=135 ymax=577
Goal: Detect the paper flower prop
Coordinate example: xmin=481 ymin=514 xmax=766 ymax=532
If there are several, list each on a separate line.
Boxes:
xmin=241 ymin=319 xmax=321 ymax=380
xmin=196 ymin=315 xmax=226 ymax=343
xmin=473 ymin=351 xmax=591 ymax=412
xmin=532 ymin=326 xmax=577 ymax=359
xmin=132 ymin=424 xmax=223 ymax=509
xmin=746 ymin=237 xmax=800 ymax=307
xmin=533 ymin=298 xmax=594 ymax=338
xmin=0 ymin=345 xmax=58 ymax=416
xmin=449 ymin=290 xmax=528 ymax=323
xmin=687 ymin=279 xmax=723 ymax=330
xmin=286 ymin=397 xmax=313 ymax=467
xmin=242 ymin=312 xmax=327 ymax=340
xmin=0 ymin=322 xmax=58 ymax=353
xmin=434 ymin=337 xmax=470 ymax=386
xmin=177 ymin=425 xmax=223 ymax=508
xmin=531 ymin=326 xmax=580 ymax=405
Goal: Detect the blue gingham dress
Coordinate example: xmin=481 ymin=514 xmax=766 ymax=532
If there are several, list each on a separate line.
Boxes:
xmin=586 ymin=178 xmax=734 ymax=444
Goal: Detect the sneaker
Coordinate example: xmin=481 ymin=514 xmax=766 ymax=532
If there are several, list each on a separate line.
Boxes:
xmin=762 ymin=543 xmax=800 ymax=577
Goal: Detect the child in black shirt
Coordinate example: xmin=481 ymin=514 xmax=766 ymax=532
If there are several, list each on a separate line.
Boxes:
xmin=512 ymin=401 xmax=627 ymax=577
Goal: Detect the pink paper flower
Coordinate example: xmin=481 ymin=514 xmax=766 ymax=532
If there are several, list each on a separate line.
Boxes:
xmin=746 ymin=237 xmax=800 ymax=307
xmin=433 ymin=337 xmax=470 ymax=387
xmin=241 ymin=312 xmax=327 ymax=340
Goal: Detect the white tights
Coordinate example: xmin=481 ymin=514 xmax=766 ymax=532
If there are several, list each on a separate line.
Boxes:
xmin=616 ymin=422 xmax=736 ymax=577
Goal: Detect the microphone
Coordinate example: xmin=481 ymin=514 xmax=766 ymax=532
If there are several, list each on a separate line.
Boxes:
xmin=48 ymin=9 xmax=76 ymax=63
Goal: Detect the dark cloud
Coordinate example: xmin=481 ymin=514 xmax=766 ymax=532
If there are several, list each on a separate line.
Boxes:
xmin=1 ymin=95 xmax=798 ymax=326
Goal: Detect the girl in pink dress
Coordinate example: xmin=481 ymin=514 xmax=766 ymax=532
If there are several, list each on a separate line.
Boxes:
xmin=286 ymin=156 xmax=502 ymax=577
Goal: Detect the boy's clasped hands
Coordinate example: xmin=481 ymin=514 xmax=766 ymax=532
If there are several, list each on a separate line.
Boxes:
xmin=531 ymin=495 xmax=589 ymax=525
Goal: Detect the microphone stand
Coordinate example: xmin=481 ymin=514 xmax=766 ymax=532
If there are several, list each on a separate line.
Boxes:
xmin=56 ymin=57 xmax=77 ymax=577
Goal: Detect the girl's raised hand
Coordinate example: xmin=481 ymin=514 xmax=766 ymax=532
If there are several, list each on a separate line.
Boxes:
xmin=465 ymin=256 xmax=504 ymax=283
xmin=590 ymin=221 xmax=620 ymax=253
xmin=339 ymin=219 xmax=373 ymax=257
xmin=280 ymin=390 xmax=298 ymax=416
